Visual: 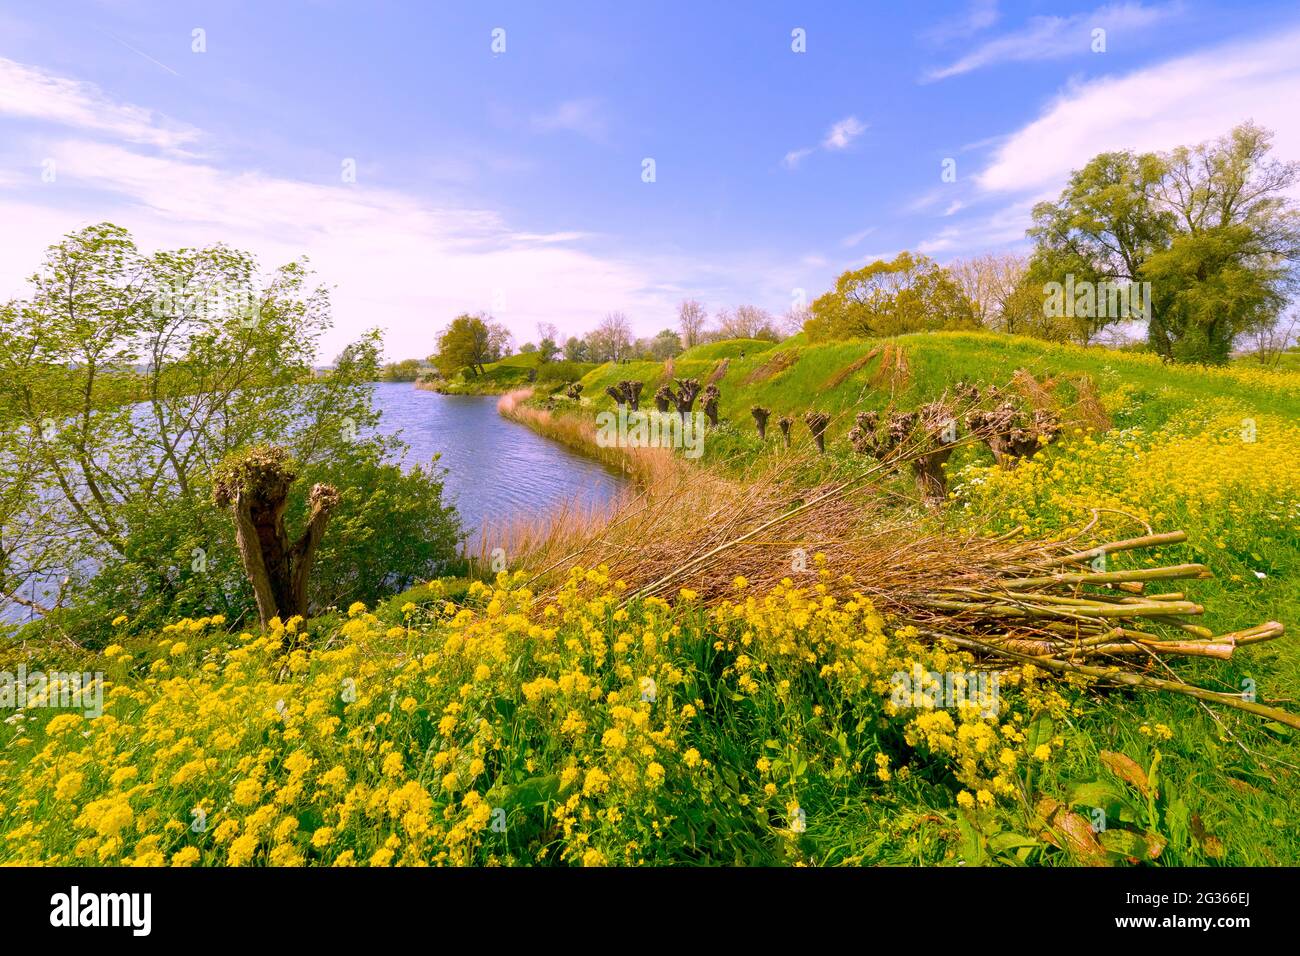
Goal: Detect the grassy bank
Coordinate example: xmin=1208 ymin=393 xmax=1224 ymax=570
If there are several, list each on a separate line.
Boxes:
xmin=425 ymin=352 xmax=597 ymax=395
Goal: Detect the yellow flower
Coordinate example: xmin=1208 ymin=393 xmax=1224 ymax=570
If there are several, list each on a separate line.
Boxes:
xmin=55 ymin=771 xmax=85 ymax=801
xmin=645 ymin=762 xmax=665 ymax=788
xmin=227 ymin=834 xmax=258 ymax=866
xmin=233 ymin=779 xmax=262 ymax=806
xmin=170 ymin=847 xmax=200 ymax=867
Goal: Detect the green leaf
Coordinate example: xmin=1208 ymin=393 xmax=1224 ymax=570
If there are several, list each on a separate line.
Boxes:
xmin=1025 ymin=712 xmax=1054 ymax=753
xmin=1067 ymin=780 xmax=1132 ymax=812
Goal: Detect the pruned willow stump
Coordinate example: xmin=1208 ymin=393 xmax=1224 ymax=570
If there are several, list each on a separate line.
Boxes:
xmin=213 ymin=445 xmax=340 ymax=631
xmin=804 ymin=411 xmax=830 ymax=454
xmin=653 ymin=384 xmax=675 ymax=414
xmin=777 ymin=415 xmax=793 ymax=447
xmin=702 ymin=384 xmax=721 ymax=427
xmin=673 ymin=378 xmax=701 ymax=422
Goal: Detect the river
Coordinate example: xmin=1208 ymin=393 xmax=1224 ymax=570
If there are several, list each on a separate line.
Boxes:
xmin=368 ymin=383 xmax=625 ymax=547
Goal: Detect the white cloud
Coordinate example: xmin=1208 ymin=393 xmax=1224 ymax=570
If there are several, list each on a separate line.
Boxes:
xmin=924 ymin=2 xmax=1180 ymax=82
xmin=922 ymin=0 xmax=1000 ymax=43
xmin=781 ymin=147 xmax=813 ymax=170
xmin=977 ymin=25 xmax=1300 ymax=195
xmin=530 ymin=97 xmax=607 ymax=141
xmin=841 ymin=226 xmax=876 ymax=248
xmin=0 ymin=137 xmax=683 ymax=358
xmin=823 ymin=116 xmax=867 ymax=150
xmin=783 ymin=115 xmax=868 ymax=171
xmin=0 ymin=60 xmax=718 ymax=359
xmin=907 ymin=24 xmax=1300 ymax=265
xmin=0 ymin=56 xmax=198 ymax=151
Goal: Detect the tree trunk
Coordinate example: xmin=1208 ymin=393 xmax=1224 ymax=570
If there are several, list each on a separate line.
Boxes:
xmin=215 ymin=447 xmax=340 ymax=633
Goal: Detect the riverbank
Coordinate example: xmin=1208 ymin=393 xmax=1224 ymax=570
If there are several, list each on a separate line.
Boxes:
xmin=496 ymin=388 xmax=677 ymax=483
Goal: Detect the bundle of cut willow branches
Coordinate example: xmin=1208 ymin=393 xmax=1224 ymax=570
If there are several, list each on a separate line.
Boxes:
xmin=507 ymin=432 xmax=1293 ymax=727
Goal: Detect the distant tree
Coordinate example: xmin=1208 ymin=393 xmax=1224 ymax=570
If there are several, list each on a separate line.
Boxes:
xmin=716 ymin=304 xmax=779 ymax=340
xmin=780 ymin=304 xmax=811 ymax=337
xmin=562 ymin=335 xmax=589 ymax=363
xmin=946 ymin=253 xmax=1036 ymax=333
xmin=647 ymin=328 xmax=683 ymax=361
xmin=1244 ymin=309 xmax=1298 ymax=367
xmin=432 ymin=312 xmax=511 ymax=376
xmin=535 ymin=323 xmax=560 ymax=363
xmin=379 ymin=358 xmax=421 ymax=382
xmin=805 ymin=252 xmax=976 ymax=341
xmin=678 ymin=298 xmax=708 ymax=347
xmin=588 ymin=311 xmax=634 ymax=363
xmin=519 ymin=341 xmax=538 ymax=353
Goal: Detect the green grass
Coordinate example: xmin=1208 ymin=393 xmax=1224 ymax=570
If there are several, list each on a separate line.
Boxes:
xmin=677 ymin=338 xmax=780 ymax=361
xmin=426 ymin=352 xmax=596 ymax=395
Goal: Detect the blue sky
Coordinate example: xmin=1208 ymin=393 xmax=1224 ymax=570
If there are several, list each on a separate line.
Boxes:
xmin=2 ymin=0 xmax=1299 ymax=359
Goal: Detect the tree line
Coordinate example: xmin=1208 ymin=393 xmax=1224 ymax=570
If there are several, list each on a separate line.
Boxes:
xmin=428 ymin=303 xmax=792 ymax=379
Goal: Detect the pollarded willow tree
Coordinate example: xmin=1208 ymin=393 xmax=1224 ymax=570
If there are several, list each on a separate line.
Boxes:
xmin=672 ymin=378 xmax=702 ymax=421
xmin=653 ymin=384 xmax=675 ymax=413
xmin=212 ymin=446 xmax=339 ymax=629
xmin=701 ymin=384 xmax=721 ymax=427
xmin=0 ymin=222 xmax=460 ymax=643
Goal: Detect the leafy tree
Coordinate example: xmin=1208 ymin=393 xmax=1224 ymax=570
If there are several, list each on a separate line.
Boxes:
xmin=535 ymin=323 xmax=560 ymax=363
xmin=432 ymin=312 xmax=511 ymax=376
xmin=379 ymin=358 xmax=422 ymax=382
xmin=537 ymin=337 xmax=559 ymax=363
xmin=647 ymin=329 xmax=683 ymax=361
xmin=804 ymin=251 xmax=976 ymax=341
xmin=562 ymin=335 xmax=590 ymax=363
xmin=0 ymin=223 xmax=460 ymax=642
xmin=1029 ymin=122 xmax=1300 ymax=362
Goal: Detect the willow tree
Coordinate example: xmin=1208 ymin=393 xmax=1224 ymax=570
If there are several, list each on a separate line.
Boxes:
xmin=701 ymin=384 xmax=721 ymax=427
xmin=1028 ymin=122 xmax=1300 ymax=362
xmin=804 ymin=411 xmax=830 ymax=453
xmin=213 ymin=446 xmax=339 ymax=627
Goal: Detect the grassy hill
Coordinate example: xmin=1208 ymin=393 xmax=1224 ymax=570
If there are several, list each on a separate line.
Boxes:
xmin=425 ymin=351 xmax=596 ymax=395
xmin=570 ymin=331 xmax=1300 ymax=434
